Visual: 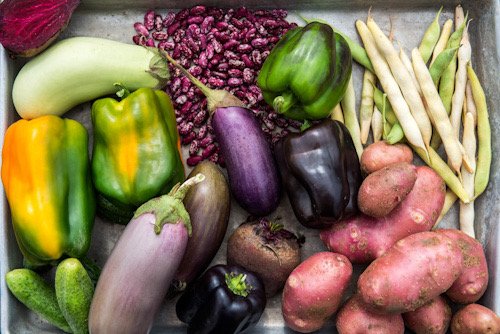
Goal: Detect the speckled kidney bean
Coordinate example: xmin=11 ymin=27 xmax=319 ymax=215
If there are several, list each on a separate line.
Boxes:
xmin=237 ymin=44 xmax=252 ymax=53
xmin=251 ymin=50 xmax=262 ymax=65
xmin=205 ymin=43 xmax=214 ymax=59
xmin=198 ymin=51 xmax=208 ymax=68
xmin=197 ymin=125 xmax=208 ymax=139
xmin=228 ymin=69 xmax=242 ymax=77
xmin=145 ymin=38 xmax=155 ymax=47
xmin=212 ymin=71 xmax=228 ymax=79
xmin=162 ymin=12 xmax=175 ymax=27
xmin=201 ymin=144 xmax=217 ymax=159
xmin=208 ymin=77 xmax=225 ymax=88
xmin=187 ymin=155 xmax=203 ymax=166
xmin=193 ymin=109 xmax=208 ymax=126
xmin=188 ymin=65 xmax=203 ymax=76
xmin=227 ymin=78 xmax=243 ymax=87
xmin=175 ymin=95 xmax=188 ymax=105
xmin=241 ymin=54 xmax=255 ymax=68
xmin=201 ymin=16 xmax=214 ymax=33
xmin=189 ymin=140 xmax=199 ymax=155
xmin=134 ymin=22 xmax=149 ymax=36
xmin=251 ymin=38 xmax=269 ymax=48
xmin=167 ymin=21 xmax=180 ymax=35
xmin=211 ymin=39 xmax=223 ymax=53
xmin=144 ymin=10 xmax=155 ymax=30
xmin=229 ymin=59 xmax=245 ymax=69
xmin=189 ymin=5 xmax=206 ymax=15
xmin=182 ymin=132 xmax=197 ymax=145
xmin=132 ymin=34 xmax=143 ymax=45
xmin=180 ymin=101 xmax=193 ymax=114
xmin=181 ymin=77 xmax=191 ymax=93
xmin=224 ymin=50 xmax=238 ymax=60
xmin=223 ymin=39 xmax=239 ymax=50
xmin=199 ymin=136 xmax=213 ymax=148
xmin=217 ymin=62 xmax=229 ymax=71
xmin=151 ymin=31 xmax=168 ymax=40
xmin=214 ymin=31 xmax=231 ymax=43
xmin=243 ymin=68 xmax=255 ymax=83
xmin=158 ymin=41 xmax=175 ymax=50
xmin=178 ymin=121 xmax=194 ymax=136
xmin=175 ymin=8 xmax=190 ymax=21
xmin=187 ymin=16 xmax=204 ymax=25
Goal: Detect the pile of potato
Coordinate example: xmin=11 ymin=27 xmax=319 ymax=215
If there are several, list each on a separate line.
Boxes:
xmin=281 ymin=141 xmax=499 ymax=334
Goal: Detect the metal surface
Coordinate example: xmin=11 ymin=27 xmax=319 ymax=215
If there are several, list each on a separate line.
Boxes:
xmin=1 ymin=0 xmax=499 ymax=333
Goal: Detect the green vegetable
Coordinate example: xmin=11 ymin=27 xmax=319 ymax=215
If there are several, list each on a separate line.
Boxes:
xmin=257 ymin=22 xmax=352 ymax=120
xmin=467 ymin=64 xmax=491 ymax=199
xmin=418 ymin=7 xmax=442 ymax=64
xmin=6 ymin=269 xmax=72 ymax=333
xmin=429 ymin=46 xmax=460 ymax=86
xmin=299 ymin=15 xmax=374 ymax=72
xmin=1 ymin=116 xmax=95 ymax=267
xmin=12 ymin=36 xmax=169 ymax=119
xmin=56 ymin=258 xmax=94 ymax=334
xmin=91 ymin=87 xmax=185 ymax=224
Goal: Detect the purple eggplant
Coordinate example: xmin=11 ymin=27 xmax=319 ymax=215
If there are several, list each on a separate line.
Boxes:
xmin=164 ymin=52 xmax=281 ymax=216
xmin=213 ymin=106 xmax=280 ymax=216
xmin=171 ymin=161 xmax=231 ymax=293
xmin=88 ymin=174 xmax=204 ymax=334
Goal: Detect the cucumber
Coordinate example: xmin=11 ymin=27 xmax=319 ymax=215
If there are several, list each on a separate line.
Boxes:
xmin=55 ymin=258 xmax=94 ymax=334
xmin=12 ymin=36 xmax=170 ymax=119
xmin=5 ymin=269 xmax=72 ymax=333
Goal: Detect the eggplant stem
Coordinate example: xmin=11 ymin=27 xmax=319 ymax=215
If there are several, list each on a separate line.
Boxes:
xmin=160 ymin=50 xmax=245 ymax=113
xmin=170 ymin=173 xmax=205 ymax=200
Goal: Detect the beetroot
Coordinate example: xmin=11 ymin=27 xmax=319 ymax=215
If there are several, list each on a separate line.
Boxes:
xmin=0 ymin=0 xmax=80 ymax=57
xmin=227 ymin=218 xmax=302 ymax=297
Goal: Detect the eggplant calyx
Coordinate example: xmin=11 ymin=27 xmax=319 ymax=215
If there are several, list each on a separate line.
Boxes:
xmin=225 ymin=272 xmax=252 ymax=297
xmin=133 ymin=174 xmax=205 ymax=236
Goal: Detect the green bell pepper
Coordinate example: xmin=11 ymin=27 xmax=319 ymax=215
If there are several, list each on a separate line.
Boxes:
xmin=91 ymin=87 xmax=185 ymax=224
xmin=1 ymin=115 xmax=95 ymax=267
xmin=257 ymin=22 xmax=352 ymax=120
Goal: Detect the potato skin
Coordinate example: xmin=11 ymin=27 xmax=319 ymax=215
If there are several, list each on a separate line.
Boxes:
xmin=360 ymin=141 xmax=413 ymax=174
xmin=451 ymin=304 xmax=500 ymax=334
xmin=358 ymin=162 xmax=417 ymax=217
xmin=436 ymin=229 xmax=489 ymax=304
xmin=320 ymin=166 xmax=445 ymax=264
xmin=336 ymin=294 xmax=404 ymax=334
xmin=402 ymin=295 xmax=451 ymax=334
xmin=282 ymin=252 xmax=352 ymax=333
xmin=358 ymin=231 xmax=463 ymax=314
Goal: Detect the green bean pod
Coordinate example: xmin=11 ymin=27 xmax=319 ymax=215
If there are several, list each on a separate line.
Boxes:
xmin=413 ymin=145 xmax=470 ymax=203
xmin=467 ymin=64 xmax=491 ymax=198
xmin=438 ymin=17 xmax=468 ymax=114
xmin=386 ymin=123 xmax=405 ymax=144
xmin=430 ymin=46 xmax=460 ymax=86
xmin=373 ymin=85 xmax=397 ymax=125
xmin=418 ymin=7 xmax=443 ymax=64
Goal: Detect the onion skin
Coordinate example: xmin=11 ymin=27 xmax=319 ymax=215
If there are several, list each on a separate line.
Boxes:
xmin=89 ymin=213 xmax=188 ymax=334
xmin=172 ymin=161 xmax=230 ymax=292
xmin=0 ymin=0 xmax=80 ymax=57
xmin=212 ymin=106 xmax=281 ymax=216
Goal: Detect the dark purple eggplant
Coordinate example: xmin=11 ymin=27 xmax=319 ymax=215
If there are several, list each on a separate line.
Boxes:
xmin=163 ymin=52 xmax=281 ymax=217
xmin=171 ymin=161 xmax=231 ymax=293
xmin=88 ymin=174 xmax=204 ymax=334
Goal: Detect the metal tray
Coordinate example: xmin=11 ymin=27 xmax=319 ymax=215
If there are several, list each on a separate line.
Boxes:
xmin=1 ymin=0 xmax=499 ymax=333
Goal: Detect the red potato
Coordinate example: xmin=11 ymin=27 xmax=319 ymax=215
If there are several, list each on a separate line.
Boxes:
xmin=403 ymin=295 xmax=452 ymax=334
xmin=336 ymin=294 xmax=404 ymax=334
xmin=320 ymin=166 xmax=445 ymax=264
xmin=436 ymin=229 xmax=489 ymax=304
xmin=282 ymin=252 xmax=353 ymax=333
xmin=357 ymin=162 xmax=417 ymax=217
xmin=360 ymin=141 xmax=413 ymax=174
xmin=451 ymin=303 xmax=500 ymax=334
xmin=358 ymin=231 xmax=463 ymax=314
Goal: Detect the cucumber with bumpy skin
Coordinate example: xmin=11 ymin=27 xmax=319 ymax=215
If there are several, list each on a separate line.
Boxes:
xmin=12 ymin=36 xmax=170 ymax=119
xmin=56 ymin=258 xmax=94 ymax=334
xmin=6 ymin=268 xmax=72 ymax=333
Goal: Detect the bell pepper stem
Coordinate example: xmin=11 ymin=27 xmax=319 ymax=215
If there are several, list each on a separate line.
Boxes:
xmin=273 ymin=91 xmax=297 ymax=115
xmin=225 ymin=272 xmax=251 ymax=297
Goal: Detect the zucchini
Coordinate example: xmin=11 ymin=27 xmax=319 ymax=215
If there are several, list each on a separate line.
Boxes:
xmin=6 ymin=268 xmax=72 ymax=333
xmin=12 ymin=36 xmax=169 ymax=119
xmin=55 ymin=258 xmax=94 ymax=334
